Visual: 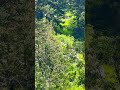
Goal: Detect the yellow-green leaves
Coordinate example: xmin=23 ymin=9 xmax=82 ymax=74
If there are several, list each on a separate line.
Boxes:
xmin=66 ymin=84 xmax=85 ymax=90
xmin=60 ymin=11 xmax=77 ymax=35
xmin=103 ymin=64 xmax=119 ymax=84
xmin=77 ymin=53 xmax=85 ymax=64
xmin=65 ymin=11 xmax=73 ymax=17
xmin=60 ymin=11 xmax=76 ymax=27
xmin=55 ymin=34 xmax=74 ymax=49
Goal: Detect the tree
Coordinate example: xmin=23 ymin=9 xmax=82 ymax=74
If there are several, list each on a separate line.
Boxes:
xmin=35 ymin=0 xmax=85 ymax=90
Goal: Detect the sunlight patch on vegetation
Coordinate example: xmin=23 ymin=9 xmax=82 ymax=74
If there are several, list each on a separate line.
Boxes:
xmin=35 ymin=0 xmax=85 ymax=89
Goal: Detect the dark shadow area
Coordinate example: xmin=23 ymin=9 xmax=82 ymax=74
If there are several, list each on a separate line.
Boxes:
xmin=86 ymin=0 xmax=120 ymax=89
xmin=0 ymin=0 xmax=35 ymax=90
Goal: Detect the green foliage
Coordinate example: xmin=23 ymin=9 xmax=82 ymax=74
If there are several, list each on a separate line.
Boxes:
xmin=60 ymin=11 xmax=76 ymax=27
xmin=54 ymin=34 xmax=74 ymax=49
xmin=85 ymin=24 xmax=94 ymax=48
xmin=86 ymin=23 xmax=120 ymax=89
xmin=59 ymin=11 xmax=77 ymax=35
xmin=77 ymin=53 xmax=85 ymax=64
xmin=103 ymin=64 xmax=119 ymax=84
xmin=67 ymin=84 xmax=85 ymax=90
xmin=35 ymin=0 xmax=85 ymax=90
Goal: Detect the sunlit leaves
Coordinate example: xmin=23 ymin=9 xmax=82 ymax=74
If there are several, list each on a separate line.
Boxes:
xmin=77 ymin=53 xmax=84 ymax=63
xmin=59 ymin=11 xmax=77 ymax=35
xmin=54 ymin=34 xmax=74 ymax=49
xmin=35 ymin=0 xmax=85 ymax=90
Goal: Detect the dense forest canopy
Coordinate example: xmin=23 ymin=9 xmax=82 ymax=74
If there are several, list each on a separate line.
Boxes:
xmin=85 ymin=0 xmax=120 ymax=89
xmin=35 ymin=0 xmax=85 ymax=40
xmin=35 ymin=0 xmax=85 ymax=90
